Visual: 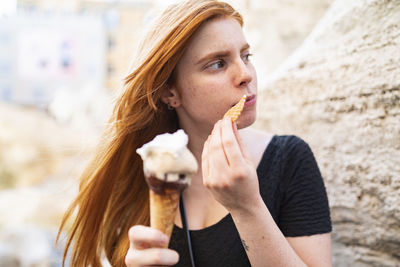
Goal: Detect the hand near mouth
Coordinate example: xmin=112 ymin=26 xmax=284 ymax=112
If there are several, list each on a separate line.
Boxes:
xmin=201 ymin=117 xmax=260 ymax=212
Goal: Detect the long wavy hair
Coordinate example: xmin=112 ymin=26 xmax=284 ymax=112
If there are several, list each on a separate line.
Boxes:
xmin=58 ymin=1 xmax=243 ymax=266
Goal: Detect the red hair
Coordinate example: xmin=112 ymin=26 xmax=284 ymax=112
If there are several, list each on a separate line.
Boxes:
xmin=58 ymin=1 xmax=243 ymax=266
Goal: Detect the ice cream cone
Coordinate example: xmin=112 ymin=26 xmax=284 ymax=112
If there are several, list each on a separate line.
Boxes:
xmin=224 ymin=94 xmax=246 ymax=122
xmin=136 ymin=130 xmax=198 ymax=247
xmin=149 ymin=189 xmax=180 ymax=246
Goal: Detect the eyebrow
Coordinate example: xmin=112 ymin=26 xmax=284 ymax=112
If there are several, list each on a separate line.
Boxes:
xmin=196 ymin=43 xmax=250 ymax=65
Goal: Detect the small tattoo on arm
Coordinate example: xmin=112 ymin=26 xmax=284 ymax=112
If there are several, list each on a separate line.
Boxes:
xmin=241 ymin=239 xmax=249 ymax=251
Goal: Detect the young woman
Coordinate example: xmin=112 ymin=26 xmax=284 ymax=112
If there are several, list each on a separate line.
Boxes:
xmin=59 ymin=1 xmax=332 ymax=266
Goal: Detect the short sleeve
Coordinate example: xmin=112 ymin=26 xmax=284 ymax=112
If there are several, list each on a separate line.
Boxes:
xmin=278 ymin=136 xmax=332 ymax=237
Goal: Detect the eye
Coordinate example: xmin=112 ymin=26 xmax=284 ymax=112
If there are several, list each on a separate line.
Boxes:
xmin=242 ymin=52 xmax=253 ymax=63
xmin=206 ymin=60 xmax=225 ymax=70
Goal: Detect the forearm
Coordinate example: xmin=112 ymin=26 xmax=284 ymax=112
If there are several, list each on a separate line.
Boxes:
xmin=230 ymin=198 xmax=307 ymax=267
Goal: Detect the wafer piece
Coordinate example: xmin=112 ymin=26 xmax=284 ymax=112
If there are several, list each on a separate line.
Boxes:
xmin=223 ymin=94 xmax=247 ymax=122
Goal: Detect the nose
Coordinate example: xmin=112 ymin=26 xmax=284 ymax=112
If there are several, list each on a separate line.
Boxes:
xmin=233 ymin=59 xmax=253 ymax=88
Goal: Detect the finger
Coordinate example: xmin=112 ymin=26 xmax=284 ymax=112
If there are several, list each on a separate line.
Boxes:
xmin=125 ymin=247 xmax=179 ymax=266
xmin=220 ymin=117 xmax=245 ymax=166
xmin=128 ymin=225 xmax=169 ymax=249
xmin=232 ymin=121 xmax=252 ymax=161
xmin=208 ymin=120 xmax=229 ymax=169
xmin=201 ymin=135 xmax=211 ymax=180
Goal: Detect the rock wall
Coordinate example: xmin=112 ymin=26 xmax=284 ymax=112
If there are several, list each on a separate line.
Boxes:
xmin=254 ymin=0 xmax=400 ymax=266
xmin=241 ymin=0 xmax=334 ymax=88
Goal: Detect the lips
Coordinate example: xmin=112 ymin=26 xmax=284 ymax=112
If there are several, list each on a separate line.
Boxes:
xmin=244 ymin=94 xmax=256 ymax=107
xmin=228 ymin=94 xmax=256 ymax=109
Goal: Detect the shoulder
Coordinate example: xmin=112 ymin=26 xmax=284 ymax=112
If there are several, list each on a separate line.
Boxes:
xmin=239 ymin=127 xmax=274 ymax=166
xmin=274 ymin=135 xmax=323 ymax=188
xmin=270 ymin=135 xmax=318 ymax=174
xmin=239 ymin=127 xmax=273 ymax=144
xmin=242 ymin=131 xmax=313 ymax=157
xmin=274 ymin=135 xmax=313 ymax=156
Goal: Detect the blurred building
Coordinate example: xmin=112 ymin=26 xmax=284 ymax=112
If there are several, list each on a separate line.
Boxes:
xmin=0 ymin=0 xmax=155 ymax=109
xmin=0 ymin=14 xmax=105 ymax=107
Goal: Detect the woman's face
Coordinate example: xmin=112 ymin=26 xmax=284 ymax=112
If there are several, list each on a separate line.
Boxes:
xmin=172 ymin=17 xmax=257 ymax=134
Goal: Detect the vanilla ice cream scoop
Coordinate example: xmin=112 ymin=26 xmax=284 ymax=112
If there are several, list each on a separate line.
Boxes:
xmin=136 ymin=129 xmax=198 ymax=194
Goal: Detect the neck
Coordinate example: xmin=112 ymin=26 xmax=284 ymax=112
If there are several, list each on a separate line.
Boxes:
xmin=177 ymin=118 xmax=213 ymax=193
xmin=187 ymin=132 xmax=208 ymax=164
xmin=178 ymin=118 xmax=213 ymax=163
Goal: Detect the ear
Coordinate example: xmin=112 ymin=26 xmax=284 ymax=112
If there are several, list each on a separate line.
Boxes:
xmin=161 ymin=86 xmax=181 ymax=108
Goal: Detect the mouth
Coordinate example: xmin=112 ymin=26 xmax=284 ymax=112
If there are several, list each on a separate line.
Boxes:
xmin=229 ymin=94 xmax=255 ymax=107
xmin=244 ymin=94 xmax=256 ymax=107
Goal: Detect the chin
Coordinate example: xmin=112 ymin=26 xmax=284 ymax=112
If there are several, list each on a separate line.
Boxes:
xmin=236 ymin=112 xmax=256 ymax=129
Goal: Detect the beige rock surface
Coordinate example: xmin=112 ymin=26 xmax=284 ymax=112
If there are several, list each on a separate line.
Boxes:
xmin=241 ymin=0 xmax=334 ymax=88
xmin=255 ymin=0 xmax=400 ymax=266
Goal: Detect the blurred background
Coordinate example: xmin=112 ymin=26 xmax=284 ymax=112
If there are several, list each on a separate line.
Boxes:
xmin=1 ymin=0 xmax=398 ymax=266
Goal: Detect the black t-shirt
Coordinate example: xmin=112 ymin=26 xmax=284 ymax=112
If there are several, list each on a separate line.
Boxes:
xmin=169 ymin=135 xmax=332 ymax=266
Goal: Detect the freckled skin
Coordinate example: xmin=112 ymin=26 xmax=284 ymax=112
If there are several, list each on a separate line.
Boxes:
xmin=172 ymin=17 xmax=258 ymax=135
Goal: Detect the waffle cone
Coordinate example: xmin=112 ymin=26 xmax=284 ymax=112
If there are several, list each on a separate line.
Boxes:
xmin=223 ymin=95 xmax=246 ymax=122
xmin=149 ymin=189 xmax=180 ymax=247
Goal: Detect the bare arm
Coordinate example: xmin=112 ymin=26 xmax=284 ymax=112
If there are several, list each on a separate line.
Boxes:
xmin=287 ymin=233 xmax=332 ymax=267
xmin=230 ymin=199 xmax=332 ymax=267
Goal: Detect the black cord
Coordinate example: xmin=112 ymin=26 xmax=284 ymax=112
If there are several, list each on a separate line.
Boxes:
xmin=179 ymin=193 xmax=196 ymax=267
